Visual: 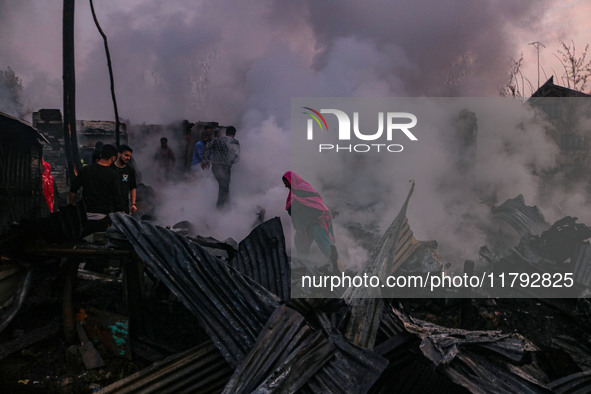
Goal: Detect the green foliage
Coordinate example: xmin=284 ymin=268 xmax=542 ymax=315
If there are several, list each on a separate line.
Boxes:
xmin=556 ymin=40 xmax=591 ymax=92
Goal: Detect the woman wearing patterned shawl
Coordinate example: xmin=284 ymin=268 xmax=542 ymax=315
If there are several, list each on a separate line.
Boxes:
xmin=282 ymin=171 xmax=341 ymax=272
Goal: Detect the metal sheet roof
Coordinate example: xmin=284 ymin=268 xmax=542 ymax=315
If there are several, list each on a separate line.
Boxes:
xmin=229 ymin=217 xmax=290 ymax=301
xmin=109 ymin=213 xmax=280 ymax=368
xmin=222 ymin=305 xmax=335 ymax=393
xmin=493 ymin=194 xmax=548 ymax=237
xmin=100 ymin=340 xmax=233 ymax=393
xmin=343 ymin=181 xmax=415 ymax=349
xmin=548 ymin=370 xmax=591 ymax=394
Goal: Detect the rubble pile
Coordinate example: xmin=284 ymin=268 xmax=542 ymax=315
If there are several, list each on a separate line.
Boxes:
xmin=1 ymin=185 xmax=591 ymax=393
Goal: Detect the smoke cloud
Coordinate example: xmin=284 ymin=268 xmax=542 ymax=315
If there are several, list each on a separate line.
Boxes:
xmin=1 ymin=0 xmax=589 ymax=271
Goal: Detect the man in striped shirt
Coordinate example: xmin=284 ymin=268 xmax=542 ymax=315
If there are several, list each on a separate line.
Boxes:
xmin=201 ymin=126 xmax=240 ymax=208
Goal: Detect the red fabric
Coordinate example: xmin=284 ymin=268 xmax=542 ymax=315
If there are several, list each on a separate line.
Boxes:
xmin=42 ymin=161 xmax=54 ymax=212
xmin=283 ymin=171 xmax=328 ymax=212
xmin=282 ymin=171 xmax=335 ymax=244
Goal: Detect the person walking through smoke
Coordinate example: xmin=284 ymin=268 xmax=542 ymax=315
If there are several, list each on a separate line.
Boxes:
xmin=201 ymin=126 xmax=240 ymax=208
xmin=154 ymin=137 xmax=176 ymax=178
xmin=282 ymin=171 xmax=341 ymax=273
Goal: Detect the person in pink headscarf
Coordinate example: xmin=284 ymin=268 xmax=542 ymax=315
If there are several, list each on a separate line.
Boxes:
xmin=283 ymin=171 xmax=341 ymax=272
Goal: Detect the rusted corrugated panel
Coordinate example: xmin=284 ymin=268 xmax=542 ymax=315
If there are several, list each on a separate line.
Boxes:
xmin=1 ymin=112 xmax=45 ymax=234
xmin=222 ymin=305 xmax=334 ymax=393
xmin=390 ymin=218 xmax=420 ymax=274
xmin=376 ymin=304 xmax=406 ymax=344
xmin=109 ymin=213 xmax=280 ymax=368
xmin=0 ymin=111 xmax=49 ymax=144
xmin=525 ymin=216 xmax=591 ymax=263
xmin=343 ymin=182 xmax=415 ymax=349
xmin=371 ymin=351 xmax=469 ymax=394
xmin=101 ymin=340 xmax=232 ymax=394
xmin=300 ymin=335 xmax=389 ymax=393
xmin=0 ymin=262 xmax=32 ymax=335
xmin=548 ymin=370 xmax=591 ymax=394
xmin=230 ymin=217 xmax=290 ymax=301
xmin=391 ymin=307 xmax=551 ymax=394
xmin=573 ymin=241 xmax=591 ymax=286
xmin=492 ymin=194 xmax=548 ymax=237
xmin=444 ymin=353 xmax=551 ymax=394
xmin=79 ymin=120 xmax=127 ymax=135
xmin=0 ymin=318 xmax=61 ymax=360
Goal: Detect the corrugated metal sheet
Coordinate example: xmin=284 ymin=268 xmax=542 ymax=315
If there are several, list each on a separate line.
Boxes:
xmin=300 ymin=335 xmax=389 ymax=393
xmin=548 ymin=370 xmax=591 ymax=394
xmin=79 ymin=120 xmax=127 ymax=135
xmin=390 ymin=218 xmax=420 ymax=274
xmin=0 ymin=112 xmax=46 ymax=235
xmin=444 ymin=353 xmax=551 ymax=394
xmin=573 ymin=241 xmax=591 ymax=286
xmin=0 ymin=261 xmax=32 ymax=335
xmin=222 ymin=305 xmax=334 ymax=393
xmin=492 ymin=194 xmax=548 ymax=237
xmin=109 ymin=213 xmax=280 ymax=368
xmin=391 ymin=307 xmax=551 ymax=394
xmin=343 ymin=181 xmax=415 ymax=349
xmin=371 ymin=350 xmax=469 ymax=394
xmin=109 ymin=215 xmax=390 ymax=392
xmin=525 ymin=216 xmax=591 ymax=263
xmin=376 ymin=304 xmax=407 ymax=343
xmin=101 ymin=340 xmax=233 ymax=394
xmin=229 ymin=217 xmax=290 ymax=301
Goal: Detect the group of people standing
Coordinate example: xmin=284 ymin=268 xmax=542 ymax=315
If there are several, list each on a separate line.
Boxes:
xmin=68 ymin=125 xmax=340 ymax=272
xmin=152 ymin=125 xmax=240 ymax=209
xmin=69 ymin=143 xmax=137 ymax=237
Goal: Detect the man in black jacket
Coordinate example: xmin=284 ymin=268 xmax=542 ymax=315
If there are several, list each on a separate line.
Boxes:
xmin=69 ymin=144 xmax=125 ymax=237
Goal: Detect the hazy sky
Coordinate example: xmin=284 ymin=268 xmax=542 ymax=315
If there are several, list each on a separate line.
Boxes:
xmin=1 ymin=0 xmax=589 ymax=125
xmin=1 ymin=0 xmax=590 ymax=269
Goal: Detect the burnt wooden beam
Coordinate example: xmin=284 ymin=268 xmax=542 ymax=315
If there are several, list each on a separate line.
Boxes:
xmin=89 ymin=0 xmax=121 ymax=147
xmin=123 ymin=255 xmax=150 ymax=340
xmin=62 ymin=0 xmax=82 ymax=180
xmin=62 ymin=259 xmax=77 ymax=344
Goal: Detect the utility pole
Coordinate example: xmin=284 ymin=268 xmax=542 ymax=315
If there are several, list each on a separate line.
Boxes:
xmin=89 ymin=0 xmax=121 ymax=148
xmin=63 ymin=0 xmax=82 ymax=181
xmin=62 ymin=0 xmax=79 ymax=346
xmin=529 ymin=41 xmax=546 ymax=90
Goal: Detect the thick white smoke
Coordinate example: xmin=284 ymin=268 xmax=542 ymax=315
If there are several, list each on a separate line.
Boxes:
xmin=1 ymin=0 xmax=590 ymax=270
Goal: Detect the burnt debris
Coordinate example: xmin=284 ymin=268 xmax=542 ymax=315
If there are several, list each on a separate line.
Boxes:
xmin=1 ymin=182 xmax=591 ymax=392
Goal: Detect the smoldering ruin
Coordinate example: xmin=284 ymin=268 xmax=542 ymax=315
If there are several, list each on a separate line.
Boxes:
xmin=1 ymin=77 xmax=591 ymax=393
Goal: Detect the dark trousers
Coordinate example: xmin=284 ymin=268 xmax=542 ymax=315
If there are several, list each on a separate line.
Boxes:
xmin=81 ymin=216 xmax=111 ymax=238
xmin=212 ymin=164 xmax=231 ymax=208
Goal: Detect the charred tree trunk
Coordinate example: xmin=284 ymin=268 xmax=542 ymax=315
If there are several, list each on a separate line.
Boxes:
xmin=63 ymin=0 xmax=81 ymax=181
xmin=89 ymin=0 xmax=121 ymax=148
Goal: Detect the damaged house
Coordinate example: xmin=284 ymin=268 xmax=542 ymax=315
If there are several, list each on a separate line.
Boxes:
xmin=0 ymin=111 xmax=50 ymax=234
xmin=527 ymin=76 xmax=591 ymax=185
